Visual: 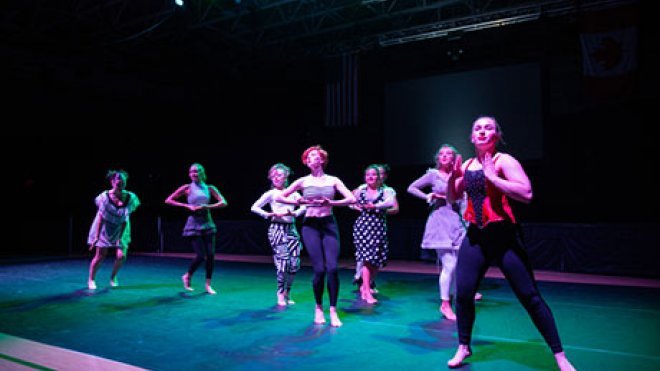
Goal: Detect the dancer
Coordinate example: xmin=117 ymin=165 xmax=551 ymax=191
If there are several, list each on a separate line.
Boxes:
xmin=87 ymin=169 xmax=140 ymax=290
xmin=352 ymin=164 xmax=399 ymax=293
xmin=408 ymin=144 xmax=470 ymax=320
xmin=165 ymin=163 xmax=227 ymax=295
xmin=251 ymin=163 xmax=306 ymax=306
xmin=277 ymin=145 xmax=356 ymax=327
xmin=446 ymin=116 xmax=575 ymax=370
xmin=351 ymin=165 xmax=395 ymax=304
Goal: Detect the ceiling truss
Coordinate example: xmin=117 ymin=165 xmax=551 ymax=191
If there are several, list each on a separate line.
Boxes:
xmin=1 ymin=0 xmax=635 ymax=59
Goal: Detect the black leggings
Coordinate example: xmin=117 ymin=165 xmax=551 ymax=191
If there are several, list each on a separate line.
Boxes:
xmin=455 ymin=222 xmax=563 ymax=354
xmin=187 ymin=234 xmax=216 ymax=279
xmin=302 ymin=216 xmax=340 ymax=307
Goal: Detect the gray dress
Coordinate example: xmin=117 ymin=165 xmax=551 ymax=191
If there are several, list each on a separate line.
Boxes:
xmin=183 ymin=182 xmax=217 ymax=237
xmin=409 ymin=169 xmax=466 ymax=250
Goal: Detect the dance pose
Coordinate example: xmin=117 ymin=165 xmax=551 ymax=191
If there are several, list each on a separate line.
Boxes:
xmin=87 ymin=169 xmax=140 ymax=290
xmin=446 ymin=116 xmax=575 ymax=370
xmin=277 ymin=145 xmax=356 ymax=327
xmin=165 ymin=163 xmax=227 ymax=295
xmin=408 ymin=144 xmax=471 ymax=320
xmin=353 ymin=164 xmax=399 ymax=293
xmin=351 ymin=165 xmax=395 ymax=304
xmin=251 ymin=163 xmax=306 ymax=306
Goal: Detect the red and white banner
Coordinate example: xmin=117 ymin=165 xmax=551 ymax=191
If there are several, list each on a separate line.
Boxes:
xmin=580 ymin=6 xmax=637 ymax=98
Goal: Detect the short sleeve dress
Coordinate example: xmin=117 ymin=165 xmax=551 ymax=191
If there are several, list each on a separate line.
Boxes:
xmin=87 ymin=191 xmax=140 ymax=249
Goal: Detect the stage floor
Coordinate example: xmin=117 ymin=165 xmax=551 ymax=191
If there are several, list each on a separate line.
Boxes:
xmin=1 ymin=255 xmax=659 ymax=370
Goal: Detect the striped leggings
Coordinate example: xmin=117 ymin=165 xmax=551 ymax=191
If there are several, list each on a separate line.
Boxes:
xmin=268 ymin=222 xmax=302 ymax=294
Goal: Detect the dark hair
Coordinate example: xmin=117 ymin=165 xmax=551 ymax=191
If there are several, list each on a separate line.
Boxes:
xmin=364 ymin=164 xmax=382 ymax=184
xmin=377 ymin=163 xmax=391 ymax=173
xmin=473 ymin=116 xmax=506 ymax=146
xmin=106 ymin=169 xmax=128 ymax=182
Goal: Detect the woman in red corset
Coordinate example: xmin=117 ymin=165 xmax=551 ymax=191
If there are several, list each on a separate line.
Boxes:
xmin=446 ymin=116 xmax=575 ymax=370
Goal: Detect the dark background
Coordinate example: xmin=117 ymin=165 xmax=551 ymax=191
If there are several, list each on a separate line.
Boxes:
xmin=3 ymin=1 xmax=657 ymax=270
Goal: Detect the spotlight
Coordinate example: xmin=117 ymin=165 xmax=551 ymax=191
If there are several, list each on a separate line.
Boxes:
xmin=174 ymin=0 xmax=184 ymax=6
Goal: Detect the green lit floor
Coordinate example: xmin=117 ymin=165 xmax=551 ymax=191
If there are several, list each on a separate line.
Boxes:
xmin=0 ymin=256 xmax=658 ymax=370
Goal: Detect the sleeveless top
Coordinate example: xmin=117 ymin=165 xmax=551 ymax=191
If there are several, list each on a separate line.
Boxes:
xmin=183 ymin=182 xmax=217 ymax=236
xmin=302 ymin=185 xmax=335 ymax=200
xmin=463 ymin=156 xmax=516 ymax=228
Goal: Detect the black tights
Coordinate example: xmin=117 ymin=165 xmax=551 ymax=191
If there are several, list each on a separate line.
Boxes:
xmin=187 ymin=234 xmax=216 ymax=279
xmin=302 ymin=216 xmax=340 ymax=307
xmin=455 ymin=222 xmax=563 ymax=354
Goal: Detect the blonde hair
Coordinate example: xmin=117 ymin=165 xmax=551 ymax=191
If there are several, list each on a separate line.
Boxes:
xmin=190 ymin=163 xmax=207 ymax=182
xmin=434 ymin=144 xmax=459 ymax=168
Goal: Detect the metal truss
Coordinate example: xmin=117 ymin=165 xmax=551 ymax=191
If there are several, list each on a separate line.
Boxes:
xmin=1 ymin=0 xmax=636 ymax=59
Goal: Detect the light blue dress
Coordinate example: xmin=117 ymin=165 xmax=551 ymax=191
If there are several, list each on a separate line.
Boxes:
xmin=87 ymin=191 xmax=140 ymax=249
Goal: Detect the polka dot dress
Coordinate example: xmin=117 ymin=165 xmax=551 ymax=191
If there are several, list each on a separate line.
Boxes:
xmin=353 ymin=188 xmax=388 ymax=268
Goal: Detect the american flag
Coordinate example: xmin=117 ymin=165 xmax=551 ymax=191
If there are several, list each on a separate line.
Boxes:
xmin=325 ymin=53 xmax=359 ymax=127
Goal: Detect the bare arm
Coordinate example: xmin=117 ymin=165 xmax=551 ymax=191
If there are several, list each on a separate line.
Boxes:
xmin=89 ymin=214 xmax=104 ymax=250
xmin=115 ymin=221 xmax=128 ymax=246
xmin=206 ymin=185 xmax=228 ymax=209
xmin=327 ymin=177 xmax=356 ymax=206
xmin=276 ymin=178 xmax=305 ymax=205
xmin=386 ymin=196 xmax=400 ymax=215
xmin=290 ymin=193 xmax=307 ymax=217
xmin=165 ymin=185 xmax=191 ymax=209
xmin=349 ymin=187 xmax=362 ymax=212
xmin=116 ymin=193 xmax=138 ymax=246
xmin=484 ymin=153 xmax=532 ymax=204
xmin=127 ymin=192 xmax=141 ymax=213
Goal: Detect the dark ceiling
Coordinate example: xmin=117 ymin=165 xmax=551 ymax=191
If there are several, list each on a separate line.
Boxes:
xmin=2 ymin=0 xmax=635 ymax=68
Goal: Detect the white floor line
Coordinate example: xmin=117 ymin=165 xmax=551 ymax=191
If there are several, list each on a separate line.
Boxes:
xmin=0 ymin=333 xmax=148 ymax=371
